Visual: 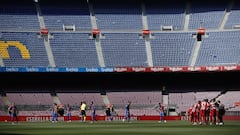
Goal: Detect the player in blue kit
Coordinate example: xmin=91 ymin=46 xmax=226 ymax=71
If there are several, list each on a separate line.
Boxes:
xmin=66 ymin=104 xmax=72 ymax=122
xmin=90 ymin=101 xmax=96 ymax=123
xmin=125 ymin=101 xmax=131 ymax=123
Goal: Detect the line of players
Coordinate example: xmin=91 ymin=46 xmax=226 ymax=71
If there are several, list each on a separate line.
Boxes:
xmin=51 ymin=101 xmax=132 ymax=123
xmin=187 ymin=98 xmax=225 ymax=125
xmin=7 ymin=101 xmax=167 ymax=124
xmin=51 ymin=101 xmax=95 ymax=123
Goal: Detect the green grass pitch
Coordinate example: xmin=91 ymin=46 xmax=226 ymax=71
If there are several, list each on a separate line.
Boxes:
xmin=0 ymin=121 xmax=240 ymax=135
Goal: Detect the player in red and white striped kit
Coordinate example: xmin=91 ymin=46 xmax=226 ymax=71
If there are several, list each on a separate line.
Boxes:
xmin=187 ymin=105 xmax=193 ymax=124
xmin=192 ymin=101 xmax=201 ymax=125
xmin=209 ymin=99 xmax=218 ymax=125
xmin=200 ymin=99 xmax=210 ymax=125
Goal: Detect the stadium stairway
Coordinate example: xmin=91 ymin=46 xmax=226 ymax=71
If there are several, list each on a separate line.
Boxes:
xmin=88 ymin=0 xmax=97 ymax=29
xmin=53 ymin=96 xmax=61 ymax=104
xmin=183 ymin=1 xmax=190 ymax=31
xmin=35 ymin=1 xmax=56 ymax=67
xmin=219 ymin=1 xmax=234 ymax=30
xmin=0 ymin=57 xmax=3 ymax=66
xmin=189 ymin=41 xmax=201 ymax=66
xmin=101 ymin=95 xmax=110 ymax=105
xmin=141 ymin=1 xmax=148 ymax=30
xmin=1 ymin=95 xmax=10 ymax=106
xmin=215 ymin=90 xmax=227 ymax=100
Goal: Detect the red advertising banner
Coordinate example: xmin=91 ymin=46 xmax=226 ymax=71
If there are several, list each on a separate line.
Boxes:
xmin=114 ymin=65 xmax=240 ymax=73
xmin=1 ymin=115 xmax=240 ymax=122
xmin=234 ymin=102 xmax=240 ymax=106
xmin=0 ymin=115 xmax=178 ymax=122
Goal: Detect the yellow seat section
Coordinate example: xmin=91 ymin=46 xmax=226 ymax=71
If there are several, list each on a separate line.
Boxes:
xmin=0 ymin=41 xmax=10 ymax=58
xmin=0 ymin=41 xmax=30 ymax=59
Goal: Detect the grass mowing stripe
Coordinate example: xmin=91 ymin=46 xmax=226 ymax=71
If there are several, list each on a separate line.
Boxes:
xmin=0 ymin=121 xmax=239 ymax=135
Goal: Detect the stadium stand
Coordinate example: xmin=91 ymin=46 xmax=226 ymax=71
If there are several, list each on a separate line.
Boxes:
xmin=93 ymin=0 xmax=143 ymax=30
xmin=151 ymin=32 xmax=195 ymax=66
xmin=103 ymin=91 xmax=164 ymax=116
xmin=49 ymin=33 xmax=99 ymax=67
xmin=1 ymin=0 xmax=240 ymax=68
xmin=194 ymin=91 xmax=220 ymax=101
xmin=218 ymin=91 xmax=240 ymax=111
xmin=0 ymin=32 xmax=49 ymax=67
xmin=101 ymin=33 xmax=147 ymax=67
xmin=188 ymin=0 xmax=227 ymax=29
xmin=169 ymin=92 xmax=195 ymax=112
xmin=145 ymin=0 xmax=185 ymax=30
xmin=1 ymin=90 xmax=240 ymax=116
xmin=0 ymin=0 xmax=40 ymax=31
xmin=6 ymin=93 xmax=53 ymax=105
xmin=168 ymin=91 xmax=240 ymax=112
xmin=114 ymin=108 xmax=159 ymax=116
xmin=196 ymin=31 xmax=240 ymax=66
xmin=57 ymin=93 xmax=104 ymax=106
xmin=224 ymin=1 xmax=240 ymax=29
xmin=0 ymin=96 xmax=3 ymax=105
xmin=0 ymin=96 xmax=4 ymax=115
xmin=1 ymin=0 xmax=240 ymax=117
xmin=40 ymin=0 xmax=91 ymax=31
xmin=107 ymin=91 xmax=162 ymax=105
xmin=18 ymin=111 xmax=51 ymax=116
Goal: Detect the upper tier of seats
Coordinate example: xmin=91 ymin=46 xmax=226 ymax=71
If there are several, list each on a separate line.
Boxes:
xmin=0 ymin=0 xmax=40 ymax=30
xmin=40 ymin=0 xmax=92 ymax=31
xmin=224 ymin=1 xmax=240 ymax=29
xmin=188 ymin=0 xmax=227 ymax=30
xmin=1 ymin=0 xmax=238 ymax=31
xmin=145 ymin=0 xmax=185 ymax=30
xmin=93 ymin=0 xmax=143 ymax=30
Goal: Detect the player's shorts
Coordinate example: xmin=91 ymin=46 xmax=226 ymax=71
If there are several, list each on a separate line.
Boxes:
xmin=200 ymin=110 xmax=205 ymax=117
xmin=210 ymin=109 xmax=216 ymax=117
xmin=125 ymin=112 xmax=130 ymax=118
xmin=11 ymin=113 xmax=17 ymax=117
xmin=160 ymin=112 xmax=164 ymax=117
xmin=106 ymin=110 xmax=111 ymax=116
xmin=81 ymin=110 xmax=86 ymax=116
